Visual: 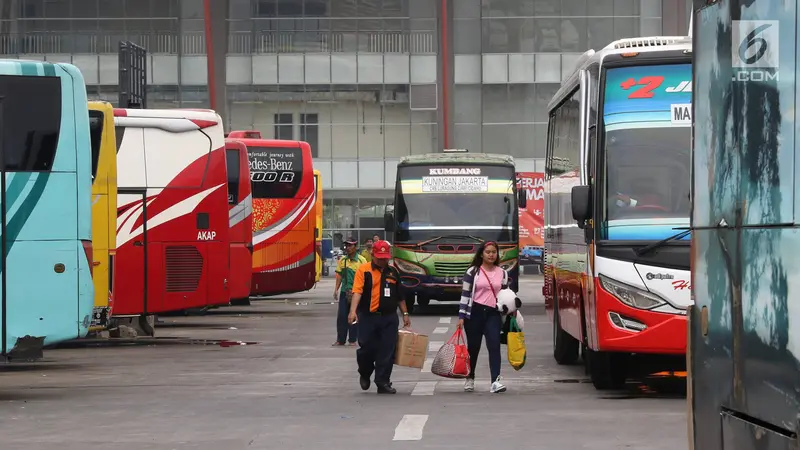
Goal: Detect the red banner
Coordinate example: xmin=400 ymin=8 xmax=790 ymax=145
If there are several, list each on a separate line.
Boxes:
xmin=516 ymin=172 xmax=544 ymax=248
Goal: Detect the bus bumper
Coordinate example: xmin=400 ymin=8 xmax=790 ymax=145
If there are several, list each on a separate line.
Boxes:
xmin=399 ymin=275 xmax=463 ymax=302
xmin=594 ymin=278 xmax=687 ymax=355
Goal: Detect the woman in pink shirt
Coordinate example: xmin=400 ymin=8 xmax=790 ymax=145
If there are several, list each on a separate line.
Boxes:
xmin=457 ymin=241 xmax=509 ymax=393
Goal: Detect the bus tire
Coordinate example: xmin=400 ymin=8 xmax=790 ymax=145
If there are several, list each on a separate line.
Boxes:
xmin=416 ymin=295 xmax=430 ymax=309
xmin=586 ymin=349 xmax=627 ymax=390
xmin=553 ymin=288 xmax=580 ymax=365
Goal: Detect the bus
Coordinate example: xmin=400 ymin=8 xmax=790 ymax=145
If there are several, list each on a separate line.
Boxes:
xmin=313 ymin=169 xmax=323 ymax=283
xmin=225 ymin=138 xmax=253 ymax=303
xmin=0 ymin=60 xmax=94 ymax=360
xmin=227 ymin=133 xmax=316 ymax=297
xmin=88 ymin=101 xmax=117 ymax=331
xmin=112 ymin=108 xmax=231 ymax=330
xmin=384 ymin=152 xmax=524 ymax=309
xmin=544 ymin=36 xmax=693 ymax=389
xmin=688 ymin=2 xmax=795 ymax=448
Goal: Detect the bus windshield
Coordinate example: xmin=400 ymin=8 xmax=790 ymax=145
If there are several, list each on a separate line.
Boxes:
xmin=604 ymin=126 xmax=691 ymax=221
xmin=601 ymin=62 xmax=692 ymax=235
xmin=394 ymin=164 xmax=517 ymax=243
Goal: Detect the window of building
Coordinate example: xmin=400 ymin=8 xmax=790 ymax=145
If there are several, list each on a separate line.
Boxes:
xmin=0 ymin=75 xmax=61 ymax=171
xmin=274 ymin=113 xmax=294 ymax=140
xmin=300 ymin=113 xmax=319 ymax=158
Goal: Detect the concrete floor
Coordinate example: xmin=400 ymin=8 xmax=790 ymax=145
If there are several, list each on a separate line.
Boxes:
xmin=0 ymin=275 xmax=688 ymax=450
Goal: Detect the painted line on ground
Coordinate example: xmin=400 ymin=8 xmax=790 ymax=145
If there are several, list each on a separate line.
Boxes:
xmin=432 ymin=327 xmax=449 ymax=334
xmin=421 ymin=357 xmax=433 ymax=373
xmin=438 ymin=317 xmax=452 ymax=324
xmin=411 ymin=381 xmax=437 ymax=396
xmin=428 ymin=341 xmax=443 ymax=352
xmin=393 ymin=415 xmax=429 ymax=441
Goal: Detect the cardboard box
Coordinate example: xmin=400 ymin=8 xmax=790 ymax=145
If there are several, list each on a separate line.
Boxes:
xmin=395 ymin=329 xmax=429 ymax=369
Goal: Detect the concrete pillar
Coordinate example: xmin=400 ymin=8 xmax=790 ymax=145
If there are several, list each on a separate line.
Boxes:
xmin=662 ymin=0 xmax=689 ymax=36
xmin=204 ymin=0 xmax=229 ymax=130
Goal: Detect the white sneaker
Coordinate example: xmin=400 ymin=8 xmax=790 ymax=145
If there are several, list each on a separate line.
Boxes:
xmin=490 ymin=377 xmax=507 ymax=393
xmin=464 ymin=378 xmax=475 ymax=392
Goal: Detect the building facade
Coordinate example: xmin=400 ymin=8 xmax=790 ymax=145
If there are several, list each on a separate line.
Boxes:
xmin=0 ymin=0 xmax=690 ymax=245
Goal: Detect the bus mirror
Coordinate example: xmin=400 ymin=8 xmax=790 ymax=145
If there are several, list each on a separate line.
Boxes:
xmin=571 ymin=185 xmax=591 ymax=223
xmin=384 ymin=212 xmax=395 ymax=232
xmin=518 ymin=189 xmax=527 ymax=209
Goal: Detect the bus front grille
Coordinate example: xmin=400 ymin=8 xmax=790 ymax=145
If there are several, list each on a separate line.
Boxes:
xmin=165 ymin=246 xmax=204 ymax=292
xmin=434 ymin=261 xmax=471 ymax=276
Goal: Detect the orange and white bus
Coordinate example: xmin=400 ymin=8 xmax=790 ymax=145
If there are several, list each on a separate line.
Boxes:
xmin=228 ymin=132 xmax=316 ymax=296
xmin=313 ymin=170 xmax=323 ymax=283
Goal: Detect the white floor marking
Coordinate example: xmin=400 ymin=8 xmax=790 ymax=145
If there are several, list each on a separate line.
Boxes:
xmin=438 ymin=317 xmax=452 ymax=324
xmin=432 ymin=327 xmax=449 ymax=334
xmin=421 ymin=357 xmax=433 ymax=372
xmin=428 ymin=341 xmax=443 ymax=352
xmin=411 ymin=381 xmax=437 ymax=396
xmin=393 ymin=414 xmax=429 ymax=441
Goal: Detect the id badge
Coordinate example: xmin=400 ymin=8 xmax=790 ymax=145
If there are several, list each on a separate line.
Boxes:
xmin=384 ymin=287 xmax=391 ymax=297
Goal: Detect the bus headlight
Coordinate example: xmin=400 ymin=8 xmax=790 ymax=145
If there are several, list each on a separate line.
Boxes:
xmin=599 ymin=275 xmax=665 ymax=310
xmin=500 ymin=259 xmax=517 ymax=271
xmin=394 ymin=259 xmax=427 ymax=275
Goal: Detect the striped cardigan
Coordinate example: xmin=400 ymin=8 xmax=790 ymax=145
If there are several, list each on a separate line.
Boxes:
xmin=458 ymin=265 xmax=509 ymax=320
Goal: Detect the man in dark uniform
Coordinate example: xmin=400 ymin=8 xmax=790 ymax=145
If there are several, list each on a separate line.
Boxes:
xmin=348 ymin=240 xmax=411 ymax=394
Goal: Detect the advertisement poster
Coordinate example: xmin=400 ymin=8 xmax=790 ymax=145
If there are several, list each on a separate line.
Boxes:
xmin=516 ymin=172 xmax=544 ymax=264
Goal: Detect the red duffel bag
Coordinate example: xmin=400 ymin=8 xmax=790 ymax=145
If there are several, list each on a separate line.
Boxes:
xmin=431 ymin=328 xmax=471 ymax=378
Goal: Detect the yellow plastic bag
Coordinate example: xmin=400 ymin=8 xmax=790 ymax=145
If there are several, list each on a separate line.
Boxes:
xmin=506 ymin=315 xmax=526 ymax=371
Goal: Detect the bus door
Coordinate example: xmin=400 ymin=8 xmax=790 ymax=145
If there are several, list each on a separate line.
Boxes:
xmin=115 ymin=189 xmax=153 ymax=315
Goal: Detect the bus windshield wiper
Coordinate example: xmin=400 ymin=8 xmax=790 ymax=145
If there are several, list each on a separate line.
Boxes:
xmin=417 ymin=234 xmax=485 ymax=247
xmin=634 ymin=228 xmax=691 ymax=257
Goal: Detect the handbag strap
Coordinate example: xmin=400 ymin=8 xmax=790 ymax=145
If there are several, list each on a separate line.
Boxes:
xmin=478 ymin=266 xmax=500 ymax=303
xmin=447 ymin=328 xmax=466 ymax=346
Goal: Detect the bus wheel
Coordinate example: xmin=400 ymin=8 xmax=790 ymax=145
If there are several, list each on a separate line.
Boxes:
xmin=416 ymin=296 xmax=431 ymax=309
xmin=553 ymin=289 xmax=580 ymax=365
xmin=586 ymin=349 xmax=627 ymax=390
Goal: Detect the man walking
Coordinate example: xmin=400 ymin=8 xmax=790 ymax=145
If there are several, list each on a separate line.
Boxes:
xmin=348 ymin=240 xmax=410 ymax=394
xmin=360 ymin=238 xmax=373 ymax=262
xmin=333 ymin=238 xmax=366 ymax=346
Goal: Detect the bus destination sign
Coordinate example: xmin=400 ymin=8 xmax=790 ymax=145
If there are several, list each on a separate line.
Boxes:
xmin=421 ymin=175 xmax=489 ymax=193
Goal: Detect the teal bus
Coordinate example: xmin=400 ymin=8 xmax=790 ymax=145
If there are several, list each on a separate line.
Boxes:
xmin=688 ymin=1 xmax=798 ymax=448
xmin=384 ymin=152 xmax=524 ymax=310
xmin=0 ymin=60 xmax=94 ymax=361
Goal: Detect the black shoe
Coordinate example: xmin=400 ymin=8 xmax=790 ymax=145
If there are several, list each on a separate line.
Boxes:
xmin=359 ymin=375 xmax=371 ymax=391
xmin=376 ymin=382 xmax=396 ymax=394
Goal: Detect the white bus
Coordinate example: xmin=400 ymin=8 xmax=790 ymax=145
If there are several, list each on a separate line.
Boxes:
xmin=544 ymin=36 xmax=693 ymax=389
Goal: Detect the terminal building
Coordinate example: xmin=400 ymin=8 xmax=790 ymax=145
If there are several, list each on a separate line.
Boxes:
xmin=0 ymin=0 xmax=691 ymax=244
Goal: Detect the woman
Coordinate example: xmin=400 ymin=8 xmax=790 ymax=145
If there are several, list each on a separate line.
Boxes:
xmin=457 ymin=241 xmax=509 ymax=393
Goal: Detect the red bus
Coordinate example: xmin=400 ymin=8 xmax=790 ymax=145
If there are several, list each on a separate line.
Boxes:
xmin=112 ymin=108 xmax=231 ymax=321
xmin=225 ymin=139 xmax=254 ymax=303
xmin=226 ymin=131 xmax=316 ymax=296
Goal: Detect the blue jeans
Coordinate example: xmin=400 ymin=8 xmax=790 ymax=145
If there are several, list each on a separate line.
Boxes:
xmin=465 ymin=303 xmax=502 ymax=382
xmin=336 ymin=290 xmax=358 ymax=344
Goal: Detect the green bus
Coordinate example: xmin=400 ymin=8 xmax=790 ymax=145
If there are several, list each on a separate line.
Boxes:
xmin=383 ymin=152 xmax=526 ymax=310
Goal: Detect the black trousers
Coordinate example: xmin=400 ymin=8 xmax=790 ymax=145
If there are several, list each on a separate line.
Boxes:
xmin=356 ymin=312 xmax=399 ymax=384
xmin=465 ymin=303 xmax=502 ymax=382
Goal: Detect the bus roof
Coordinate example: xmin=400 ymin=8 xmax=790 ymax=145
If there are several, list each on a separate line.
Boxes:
xmin=113 ymin=107 xmax=221 ymax=122
xmin=549 ymin=35 xmax=692 ymax=112
xmin=399 ymin=153 xmax=514 ymax=167
xmin=232 ymin=138 xmax=307 ymax=148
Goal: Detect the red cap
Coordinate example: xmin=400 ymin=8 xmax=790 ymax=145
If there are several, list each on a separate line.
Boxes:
xmin=372 ymin=240 xmax=391 ymax=259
